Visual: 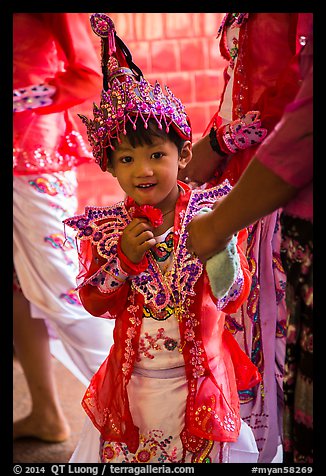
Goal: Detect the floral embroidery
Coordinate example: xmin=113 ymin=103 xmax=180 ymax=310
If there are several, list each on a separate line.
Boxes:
xmin=136 ymin=449 xmax=152 ymax=463
xmin=29 ymin=174 xmax=75 ymax=197
xmin=184 ymin=328 xmax=195 ymax=342
xmin=59 ymin=288 xmax=82 ymax=305
xmin=164 ymin=338 xmax=178 ymax=351
xmin=49 ymin=202 xmax=68 ymax=219
xmin=44 ymin=233 xmax=76 ymax=265
xmin=229 ymin=37 xmax=239 ymax=69
xmin=123 ymin=327 xmax=137 ymax=375
xmin=101 ymin=442 xmax=115 ymax=461
xmin=122 ymin=292 xmax=141 ymax=376
xmin=189 ymin=340 xmax=205 ymax=378
xmin=137 ymin=328 xmax=179 ymax=360
xmin=100 ymin=430 xmax=178 ymax=463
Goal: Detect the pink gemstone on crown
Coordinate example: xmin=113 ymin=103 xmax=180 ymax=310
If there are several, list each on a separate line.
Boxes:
xmin=97 ymin=127 xmax=107 ymax=138
xmin=98 ymin=20 xmax=108 ymax=32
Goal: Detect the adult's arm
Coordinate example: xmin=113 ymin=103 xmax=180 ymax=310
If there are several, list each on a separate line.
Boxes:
xmin=186 ymin=158 xmax=297 ymax=261
xmin=186 ymin=53 xmax=313 ymax=261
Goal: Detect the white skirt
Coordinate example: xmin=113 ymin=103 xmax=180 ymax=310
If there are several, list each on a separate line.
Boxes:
xmin=70 ymin=367 xmax=258 ymax=463
xmin=70 ymin=416 xmax=258 ymax=464
xmin=13 ymin=171 xmax=114 ymax=385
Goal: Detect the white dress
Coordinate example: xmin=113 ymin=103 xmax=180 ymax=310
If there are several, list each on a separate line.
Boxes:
xmin=70 ymin=227 xmax=259 ymax=463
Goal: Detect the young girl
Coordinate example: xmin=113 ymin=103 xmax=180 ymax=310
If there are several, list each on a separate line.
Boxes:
xmin=65 ymin=13 xmax=261 ymax=463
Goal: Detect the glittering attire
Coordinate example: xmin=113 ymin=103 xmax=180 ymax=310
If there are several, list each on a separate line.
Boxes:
xmin=66 ymin=181 xmax=261 ymax=463
xmin=205 ymin=13 xmax=311 ymax=462
xmin=13 ymin=13 xmax=114 ymax=384
xmin=255 ymin=30 xmax=313 ymax=463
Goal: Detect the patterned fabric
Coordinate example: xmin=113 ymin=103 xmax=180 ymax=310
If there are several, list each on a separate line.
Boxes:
xmin=224 ymin=212 xmax=287 ymax=462
xmin=280 ymin=213 xmax=313 ymax=463
xmin=13 ymin=13 xmax=101 ymax=175
xmin=95 ymin=228 xmax=258 ymax=463
xmin=79 ymin=13 xmax=192 ymax=172
xmin=13 ymin=171 xmax=114 ymax=385
xmin=65 ymin=181 xmax=261 ymax=460
xmin=13 ymin=13 xmax=114 ymax=388
xmin=205 ymin=13 xmax=304 ymax=462
xmin=99 ymin=230 xmax=188 ymax=463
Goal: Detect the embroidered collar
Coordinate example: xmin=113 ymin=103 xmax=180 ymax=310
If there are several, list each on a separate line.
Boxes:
xmin=64 ymin=180 xmax=232 ymax=306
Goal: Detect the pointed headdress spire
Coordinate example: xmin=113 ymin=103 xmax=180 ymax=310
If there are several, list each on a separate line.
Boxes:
xmin=79 ymin=13 xmax=192 ymax=171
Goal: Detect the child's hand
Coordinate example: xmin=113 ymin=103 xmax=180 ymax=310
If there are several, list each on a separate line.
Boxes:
xmin=121 ymin=218 xmax=156 ymax=264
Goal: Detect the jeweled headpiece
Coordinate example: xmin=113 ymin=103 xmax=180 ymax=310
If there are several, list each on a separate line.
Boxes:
xmin=79 ymin=13 xmax=192 ymax=171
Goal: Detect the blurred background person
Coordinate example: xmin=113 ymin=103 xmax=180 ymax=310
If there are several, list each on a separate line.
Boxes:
xmin=13 ymin=13 xmax=114 ymax=442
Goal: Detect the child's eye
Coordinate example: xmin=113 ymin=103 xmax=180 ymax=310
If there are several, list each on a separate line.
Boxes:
xmin=151 ymin=152 xmax=163 ymax=160
xmin=120 ymin=156 xmax=133 ymax=164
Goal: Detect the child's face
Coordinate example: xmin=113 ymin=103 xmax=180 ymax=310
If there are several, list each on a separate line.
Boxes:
xmin=109 ymin=134 xmax=191 ymax=211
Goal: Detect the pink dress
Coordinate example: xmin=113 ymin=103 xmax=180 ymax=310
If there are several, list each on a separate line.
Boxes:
xmin=66 ymin=184 xmax=259 ymax=464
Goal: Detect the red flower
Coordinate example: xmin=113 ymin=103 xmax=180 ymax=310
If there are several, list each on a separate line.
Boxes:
xmin=132 ymin=204 xmax=163 ymax=228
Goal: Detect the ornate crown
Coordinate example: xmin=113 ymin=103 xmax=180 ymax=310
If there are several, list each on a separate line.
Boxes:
xmin=79 ymin=13 xmax=192 ymax=171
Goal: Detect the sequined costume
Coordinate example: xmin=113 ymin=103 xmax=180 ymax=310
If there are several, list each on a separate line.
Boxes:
xmin=66 ymin=180 xmax=261 ymax=463
xmin=13 ymin=13 xmax=114 ymax=384
xmin=204 ymin=13 xmax=311 ymax=462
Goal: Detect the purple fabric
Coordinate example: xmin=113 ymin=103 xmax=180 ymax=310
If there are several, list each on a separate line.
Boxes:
xmin=229 ymin=211 xmax=286 ymax=462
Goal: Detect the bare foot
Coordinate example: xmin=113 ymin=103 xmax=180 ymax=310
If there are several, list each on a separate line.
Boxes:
xmin=13 ymin=413 xmax=71 ymax=443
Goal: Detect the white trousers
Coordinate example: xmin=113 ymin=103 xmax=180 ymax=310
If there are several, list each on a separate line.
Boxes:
xmin=13 ymin=171 xmax=114 ymax=385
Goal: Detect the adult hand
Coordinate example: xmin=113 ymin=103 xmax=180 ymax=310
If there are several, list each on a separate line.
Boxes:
xmin=178 ymin=134 xmax=227 ymax=185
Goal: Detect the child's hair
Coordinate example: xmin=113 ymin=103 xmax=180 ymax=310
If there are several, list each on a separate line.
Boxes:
xmin=105 ymin=117 xmax=186 ymax=169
